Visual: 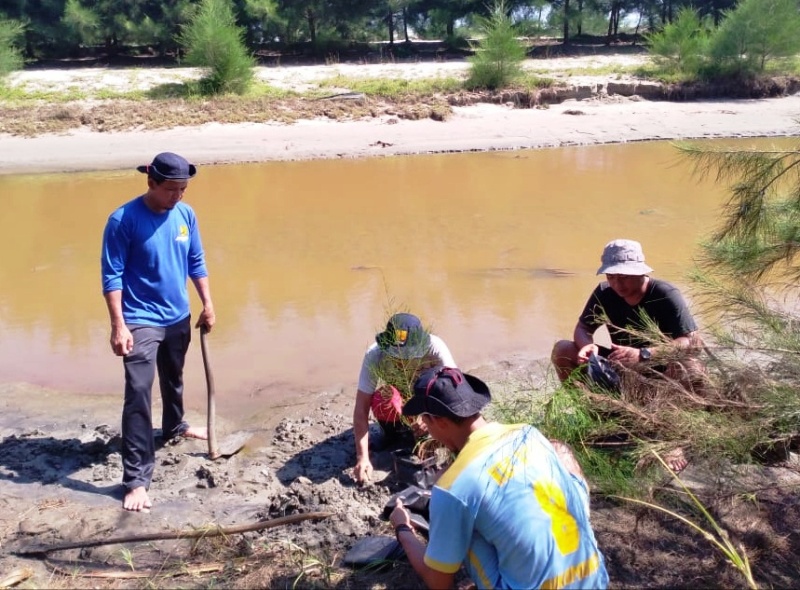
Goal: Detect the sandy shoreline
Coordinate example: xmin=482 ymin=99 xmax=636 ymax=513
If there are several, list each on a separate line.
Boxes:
xmin=2 ymin=93 xmax=800 ymax=176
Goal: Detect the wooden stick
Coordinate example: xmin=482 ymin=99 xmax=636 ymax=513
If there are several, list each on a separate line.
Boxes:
xmin=14 ymin=511 xmax=334 ymax=557
xmin=44 ymin=559 xmax=230 ymax=580
xmin=200 ymin=327 xmax=220 ymax=460
xmin=0 ymin=567 xmax=33 ymax=589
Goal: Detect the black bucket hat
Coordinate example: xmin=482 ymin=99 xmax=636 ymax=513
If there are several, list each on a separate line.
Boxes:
xmin=403 ymin=366 xmax=491 ymax=418
xmin=137 ymin=152 xmax=197 ymax=181
xmin=375 ymin=313 xmax=431 ymax=360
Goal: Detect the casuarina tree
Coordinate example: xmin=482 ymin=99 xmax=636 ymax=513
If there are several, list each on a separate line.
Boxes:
xmin=465 ymin=0 xmax=526 ymax=90
xmin=178 ymin=0 xmax=255 ymax=95
xmin=0 ymin=18 xmax=24 ymax=80
xmin=709 ymin=0 xmax=800 ymax=75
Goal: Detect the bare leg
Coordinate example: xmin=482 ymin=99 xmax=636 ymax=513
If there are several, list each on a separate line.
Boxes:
xmin=182 ymin=425 xmax=208 ymax=440
xmin=551 ymin=340 xmax=581 ymax=382
xmin=550 ymin=440 xmax=588 ymax=488
xmin=123 ymin=486 xmax=152 ymax=512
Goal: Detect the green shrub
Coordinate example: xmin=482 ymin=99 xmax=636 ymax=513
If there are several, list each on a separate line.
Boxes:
xmin=465 ymin=1 xmax=527 ymax=90
xmin=178 ymin=0 xmax=255 ymax=95
xmin=645 ymin=7 xmax=710 ymax=78
xmin=708 ymin=0 xmax=800 ymax=76
xmin=0 ymin=18 xmax=24 ymax=80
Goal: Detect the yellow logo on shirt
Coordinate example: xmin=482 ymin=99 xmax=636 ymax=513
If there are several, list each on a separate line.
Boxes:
xmin=534 ymin=480 xmax=580 ymax=555
xmin=175 ymin=225 xmax=189 ymax=242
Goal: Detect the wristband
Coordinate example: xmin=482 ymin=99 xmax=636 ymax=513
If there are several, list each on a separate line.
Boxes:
xmin=394 ymin=523 xmax=413 ymax=540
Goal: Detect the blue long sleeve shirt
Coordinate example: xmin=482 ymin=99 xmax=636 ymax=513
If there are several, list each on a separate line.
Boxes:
xmin=101 ymin=196 xmax=208 ymax=327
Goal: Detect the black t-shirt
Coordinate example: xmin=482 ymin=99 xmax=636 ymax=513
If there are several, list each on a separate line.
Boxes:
xmin=578 ymin=278 xmax=697 ymax=348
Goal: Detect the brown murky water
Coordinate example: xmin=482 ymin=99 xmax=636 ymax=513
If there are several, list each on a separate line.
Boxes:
xmin=0 ymin=139 xmax=782 ymax=420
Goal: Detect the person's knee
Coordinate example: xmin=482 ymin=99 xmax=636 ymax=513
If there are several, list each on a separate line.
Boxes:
xmin=551 ymin=340 xmax=580 ymax=381
xmin=665 ymin=357 xmax=708 ymax=391
xmin=551 ymin=340 xmax=578 ymax=365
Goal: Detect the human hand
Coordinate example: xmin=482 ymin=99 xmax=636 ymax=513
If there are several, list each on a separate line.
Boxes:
xmin=576 ymin=343 xmax=598 ymax=363
xmin=410 ymin=416 xmax=429 ymax=438
xmin=110 ymin=325 xmax=134 ymax=356
xmin=196 ymin=305 xmax=216 ymax=333
xmin=389 ymin=499 xmax=412 ymax=529
xmin=354 ymin=457 xmax=373 ymax=485
xmin=608 ymin=343 xmax=639 ymax=366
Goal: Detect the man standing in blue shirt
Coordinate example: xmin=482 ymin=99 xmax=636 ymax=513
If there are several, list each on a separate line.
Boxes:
xmin=101 ymin=152 xmax=216 ymax=512
xmin=390 ymin=366 xmax=608 ymax=589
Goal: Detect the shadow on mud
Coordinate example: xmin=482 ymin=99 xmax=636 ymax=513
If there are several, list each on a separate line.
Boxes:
xmin=0 ymin=426 xmax=122 ymax=499
xmin=273 ymin=422 xmax=356 ymax=486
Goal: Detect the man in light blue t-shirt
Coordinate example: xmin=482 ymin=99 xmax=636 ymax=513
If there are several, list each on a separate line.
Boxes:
xmin=101 ymin=152 xmax=216 ymax=513
xmin=389 ymin=366 xmax=609 ymax=589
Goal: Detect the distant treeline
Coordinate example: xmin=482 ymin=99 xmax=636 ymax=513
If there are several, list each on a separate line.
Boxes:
xmin=2 ymin=0 xmax=742 ymax=61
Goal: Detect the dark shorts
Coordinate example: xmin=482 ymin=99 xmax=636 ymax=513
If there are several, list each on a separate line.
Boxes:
xmin=376 ymin=420 xmax=415 ymax=451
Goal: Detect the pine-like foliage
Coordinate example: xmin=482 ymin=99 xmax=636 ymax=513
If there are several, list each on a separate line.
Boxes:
xmin=709 ymin=0 xmax=800 ymax=74
xmin=0 ymin=18 xmax=24 ymax=79
xmin=465 ymin=1 xmax=526 ymax=91
xmin=178 ymin=0 xmax=255 ymax=95
xmin=682 ymin=141 xmax=800 ymax=447
xmin=645 ymin=7 xmax=710 ymax=78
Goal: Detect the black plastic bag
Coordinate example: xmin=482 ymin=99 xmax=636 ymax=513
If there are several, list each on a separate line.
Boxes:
xmin=587 ymin=353 xmax=621 ymax=393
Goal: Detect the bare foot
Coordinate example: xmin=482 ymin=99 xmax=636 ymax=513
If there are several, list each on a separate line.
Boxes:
xmin=664 ymin=448 xmax=689 ymax=474
xmin=123 ymin=486 xmax=152 ymax=512
xmin=182 ymin=425 xmax=208 ymax=440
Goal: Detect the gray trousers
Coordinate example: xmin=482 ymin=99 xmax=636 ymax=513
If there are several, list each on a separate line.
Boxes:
xmin=121 ymin=317 xmax=191 ymax=490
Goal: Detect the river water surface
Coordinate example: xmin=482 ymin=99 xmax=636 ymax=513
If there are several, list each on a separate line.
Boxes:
xmin=0 ymin=139 xmax=782 ymax=420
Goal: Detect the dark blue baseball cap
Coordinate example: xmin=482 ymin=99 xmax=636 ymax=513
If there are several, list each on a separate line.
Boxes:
xmin=137 ymin=152 xmax=197 ymax=181
xmin=403 ymin=366 xmax=490 ymax=419
xmin=375 ymin=313 xmax=431 ymax=360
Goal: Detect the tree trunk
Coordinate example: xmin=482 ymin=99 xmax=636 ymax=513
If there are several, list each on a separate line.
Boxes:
xmin=606 ymin=2 xmax=620 ymax=44
xmin=563 ymin=0 xmax=570 ymax=45
xmin=306 ymin=8 xmax=316 ymax=45
xmin=403 ymin=7 xmax=410 ymax=43
xmin=633 ymin=8 xmax=643 ymax=44
xmin=388 ymin=11 xmax=394 ymax=46
xmin=446 ymin=18 xmax=454 ymax=38
xmin=577 ymin=0 xmax=583 ymax=36
xmin=105 ymin=35 xmax=115 ymax=57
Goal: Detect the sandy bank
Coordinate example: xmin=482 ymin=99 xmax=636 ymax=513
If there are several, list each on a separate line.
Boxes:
xmin=1 ymin=94 xmax=800 ymax=176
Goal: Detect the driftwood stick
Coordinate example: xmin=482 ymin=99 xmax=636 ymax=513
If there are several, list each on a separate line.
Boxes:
xmin=14 ymin=511 xmax=334 ymax=557
xmin=0 ymin=567 xmax=34 ymax=588
xmin=44 ymin=559 xmax=228 ymax=580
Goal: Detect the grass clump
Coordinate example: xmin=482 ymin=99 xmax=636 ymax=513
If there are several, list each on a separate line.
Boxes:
xmin=0 ymin=85 xmax=89 ymax=103
xmin=317 ymin=74 xmax=462 ymax=98
xmin=516 ymin=73 xmax=556 ymax=90
xmin=177 ymin=0 xmax=255 ymax=95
